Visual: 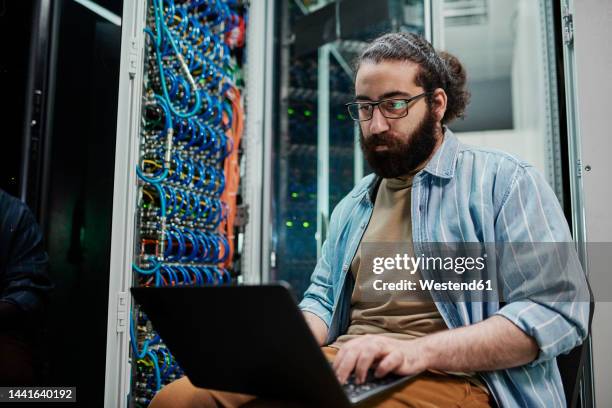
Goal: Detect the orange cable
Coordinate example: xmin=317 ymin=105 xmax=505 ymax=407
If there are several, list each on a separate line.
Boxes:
xmin=219 ymin=85 xmax=244 ymax=269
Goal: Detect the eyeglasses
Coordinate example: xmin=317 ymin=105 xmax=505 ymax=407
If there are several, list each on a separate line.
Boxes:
xmin=345 ymin=92 xmax=430 ymax=121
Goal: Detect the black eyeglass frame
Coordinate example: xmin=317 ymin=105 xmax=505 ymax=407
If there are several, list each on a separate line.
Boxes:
xmin=345 ymin=92 xmax=432 ymax=122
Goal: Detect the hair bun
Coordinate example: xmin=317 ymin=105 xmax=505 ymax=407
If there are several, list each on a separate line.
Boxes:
xmin=437 ymin=50 xmax=470 ymax=123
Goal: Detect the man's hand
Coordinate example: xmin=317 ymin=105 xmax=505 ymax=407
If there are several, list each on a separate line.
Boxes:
xmin=331 ymin=315 xmax=539 ymax=385
xmin=332 ymin=335 xmax=428 ymax=384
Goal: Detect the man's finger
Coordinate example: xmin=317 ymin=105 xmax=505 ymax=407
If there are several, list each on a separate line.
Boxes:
xmin=332 ymin=347 xmax=345 ymax=371
xmin=334 ymin=347 xmax=359 ymax=384
xmin=374 ymin=350 xmax=403 ymax=378
xmin=354 ymin=344 xmax=379 ymax=384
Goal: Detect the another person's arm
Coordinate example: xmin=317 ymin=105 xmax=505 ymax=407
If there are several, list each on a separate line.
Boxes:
xmin=0 ymin=192 xmax=53 ymax=328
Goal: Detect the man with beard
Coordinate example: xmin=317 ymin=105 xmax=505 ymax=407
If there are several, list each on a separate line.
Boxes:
xmin=150 ymin=33 xmax=589 ymax=407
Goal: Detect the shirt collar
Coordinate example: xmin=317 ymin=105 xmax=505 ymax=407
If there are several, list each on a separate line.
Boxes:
xmin=421 ymin=127 xmax=460 ymax=180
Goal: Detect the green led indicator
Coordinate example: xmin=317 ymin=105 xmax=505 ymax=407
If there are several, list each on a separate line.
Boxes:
xmin=291 ymin=192 xmax=298 ymax=198
xmin=337 ymin=114 xmax=346 ymax=120
xmin=143 ymin=204 xmax=149 ymax=209
xmin=302 ymin=221 xmax=310 ymax=228
xmin=304 ymin=110 xmax=312 ymax=117
xmin=286 ymin=221 xmax=293 ymax=227
xmin=288 ymin=108 xmax=295 ymax=115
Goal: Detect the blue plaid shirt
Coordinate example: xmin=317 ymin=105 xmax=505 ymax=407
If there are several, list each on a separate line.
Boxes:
xmin=299 ymin=129 xmax=590 ymax=407
xmin=0 ymin=190 xmax=53 ymax=319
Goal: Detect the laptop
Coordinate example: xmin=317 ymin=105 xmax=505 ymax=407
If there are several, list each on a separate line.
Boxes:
xmin=131 ymin=284 xmax=414 ymax=407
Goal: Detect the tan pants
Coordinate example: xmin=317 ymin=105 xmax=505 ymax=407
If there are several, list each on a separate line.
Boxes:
xmin=149 ymin=347 xmax=492 ymax=408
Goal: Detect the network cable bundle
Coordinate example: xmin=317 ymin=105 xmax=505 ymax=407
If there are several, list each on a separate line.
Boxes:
xmin=129 ymin=0 xmax=247 ymax=405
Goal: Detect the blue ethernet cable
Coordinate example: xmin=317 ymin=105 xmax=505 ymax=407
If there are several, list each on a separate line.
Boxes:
xmin=195 ymin=230 xmax=212 ymax=262
xmin=209 ymin=199 xmax=223 ymax=229
xmin=130 ymin=313 xmax=160 ymax=359
xmin=189 ymin=266 xmax=204 ymax=286
xmin=218 ymin=233 xmax=230 ymax=263
xmin=163 ymin=186 xmax=176 ymax=218
xmin=182 ymin=228 xmax=199 ymax=261
xmin=165 ymin=69 xmax=179 ymax=98
xmin=158 ymin=348 xmax=176 ymax=382
xmin=222 ymin=101 xmax=233 ymax=132
xmin=183 ymin=158 xmax=195 ymax=185
xmin=194 ymin=162 xmax=205 ymax=189
xmin=137 ymin=165 xmax=169 ymax=184
xmin=175 ymin=118 xmax=187 ymax=142
xmin=190 ymin=193 xmax=200 ymax=221
xmin=153 ymin=0 xmax=203 ymax=119
xmin=205 ymin=231 xmax=220 ymax=262
xmin=218 ymin=267 xmax=231 ymax=284
xmin=215 ymin=167 xmax=226 ymax=196
xmin=212 ymin=266 xmax=224 ymax=284
xmin=204 ymin=166 xmax=217 ymax=194
xmin=178 ymin=191 xmax=192 ymax=220
xmin=173 ymin=226 xmax=186 ymax=258
xmin=200 ymin=195 xmax=213 ymax=225
xmin=184 ymin=119 xmax=198 ymax=148
xmin=177 ymin=266 xmax=192 ymax=285
xmin=197 ymin=123 xmax=214 ymax=152
xmin=163 ymin=229 xmax=174 ymax=260
xmin=146 ymin=350 xmax=162 ymax=391
xmin=161 ymin=265 xmax=178 ymax=286
xmin=132 ymin=258 xmax=160 ymax=275
xmin=157 ymin=347 xmax=169 ymax=377
xmin=198 ymin=266 xmax=214 ymax=284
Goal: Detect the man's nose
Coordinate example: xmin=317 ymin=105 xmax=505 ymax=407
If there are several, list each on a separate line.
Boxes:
xmin=369 ymin=107 xmax=390 ymax=134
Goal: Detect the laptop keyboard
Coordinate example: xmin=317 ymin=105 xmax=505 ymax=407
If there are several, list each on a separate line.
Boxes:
xmin=341 ymin=369 xmax=412 ymax=404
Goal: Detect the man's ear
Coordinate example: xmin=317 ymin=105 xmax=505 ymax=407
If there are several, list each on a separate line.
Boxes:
xmin=431 ymin=88 xmax=447 ymax=122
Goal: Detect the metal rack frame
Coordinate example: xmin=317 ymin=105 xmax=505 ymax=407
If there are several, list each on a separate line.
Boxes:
xmin=103 ymin=1 xmax=147 ymax=406
xmin=242 ymin=0 xmax=275 ymax=283
xmin=104 ymin=0 xmax=270 ymax=405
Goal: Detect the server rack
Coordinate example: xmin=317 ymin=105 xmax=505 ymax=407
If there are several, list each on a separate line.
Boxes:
xmin=104 ymin=1 xmax=269 ymax=406
xmin=270 ymin=0 xmax=428 ymax=297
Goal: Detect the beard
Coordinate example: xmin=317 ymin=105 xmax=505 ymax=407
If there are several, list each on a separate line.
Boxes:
xmin=359 ymin=108 xmax=439 ymax=178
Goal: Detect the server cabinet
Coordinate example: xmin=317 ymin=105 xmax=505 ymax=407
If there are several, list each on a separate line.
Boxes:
xmin=17 ymin=1 xmax=123 ymax=406
xmin=270 ymin=0 xmax=428 ymax=298
xmin=104 ymin=1 xmax=258 ymax=406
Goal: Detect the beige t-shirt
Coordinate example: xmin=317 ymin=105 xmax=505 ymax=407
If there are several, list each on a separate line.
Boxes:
xmin=332 ymin=175 xmax=446 ymax=345
xmin=329 ymin=175 xmax=489 ymax=394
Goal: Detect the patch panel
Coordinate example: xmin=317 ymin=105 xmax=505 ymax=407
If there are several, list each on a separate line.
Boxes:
xmin=129 ymin=0 xmax=247 ymax=405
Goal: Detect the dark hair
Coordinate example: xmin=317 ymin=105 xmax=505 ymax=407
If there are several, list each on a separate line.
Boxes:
xmin=355 ymin=32 xmax=470 ymax=124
